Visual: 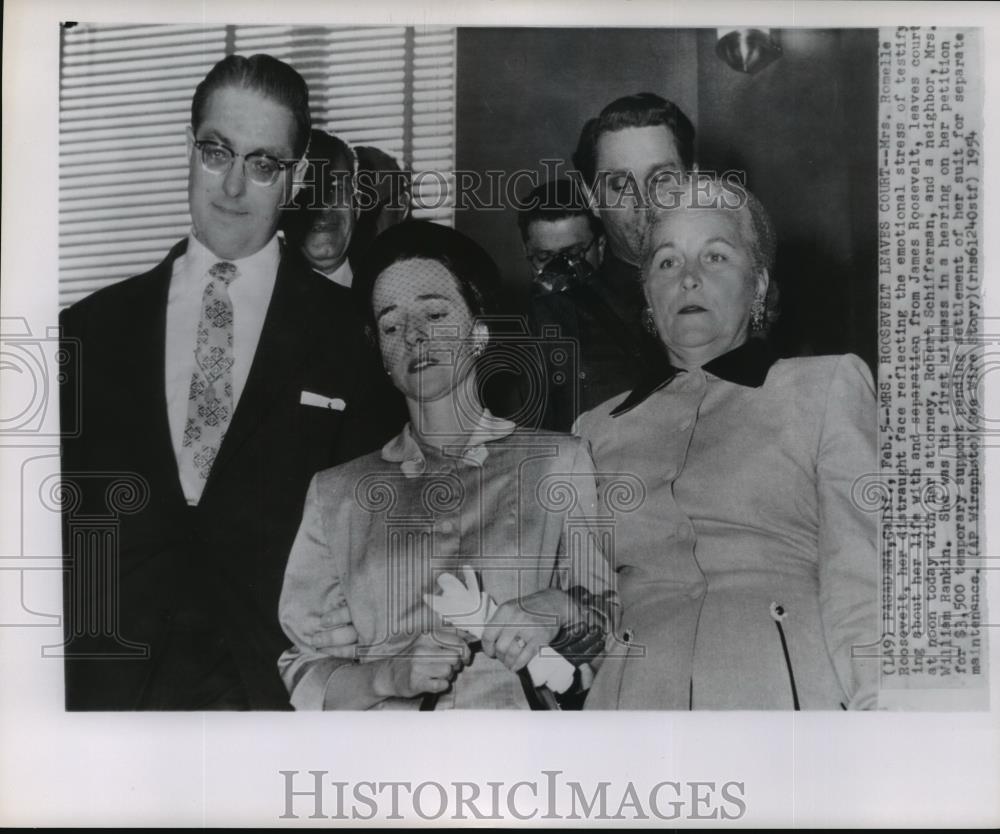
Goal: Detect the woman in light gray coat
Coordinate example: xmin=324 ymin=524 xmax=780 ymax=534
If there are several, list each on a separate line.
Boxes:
xmin=278 ymin=222 xmax=615 ymax=710
xmin=578 ymin=176 xmax=879 ymax=710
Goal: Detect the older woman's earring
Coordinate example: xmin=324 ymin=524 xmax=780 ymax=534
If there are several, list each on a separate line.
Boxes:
xmin=471 ymin=342 xmax=486 ymax=358
xmin=642 ymin=308 xmax=657 ymax=336
xmin=750 ymin=296 xmax=766 ymax=333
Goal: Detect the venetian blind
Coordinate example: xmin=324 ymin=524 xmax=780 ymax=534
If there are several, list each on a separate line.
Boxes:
xmin=58 ymin=23 xmax=457 ymax=308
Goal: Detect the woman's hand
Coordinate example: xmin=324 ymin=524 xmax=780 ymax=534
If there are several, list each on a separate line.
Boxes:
xmin=372 ymin=629 xmax=472 ymax=699
xmin=306 ymin=600 xmax=359 ymax=659
xmin=481 ymin=589 xmax=583 ymax=672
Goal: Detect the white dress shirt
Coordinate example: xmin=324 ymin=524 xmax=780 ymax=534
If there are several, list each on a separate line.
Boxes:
xmin=165 ymin=232 xmax=280 ymax=503
xmin=314 ymin=258 xmax=353 ymax=289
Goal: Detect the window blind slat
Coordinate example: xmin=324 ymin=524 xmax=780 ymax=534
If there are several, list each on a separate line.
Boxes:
xmin=63 ymin=43 xmax=229 ymax=68
xmin=60 ymin=166 xmax=188 ymax=189
xmin=61 ymin=243 xmax=189 ymax=271
xmin=62 ymin=71 xmax=223 ymax=94
xmin=60 ymin=125 xmax=190 ymax=145
xmin=60 ymin=176 xmax=189 ymax=196
xmin=61 ymin=103 xmax=196 ymax=123
xmin=61 ymin=113 xmax=194 ymax=132
xmin=61 ymin=91 xmax=195 ymax=111
xmin=59 ymin=192 xmax=190 ymax=210
xmin=61 ymin=211 xmax=192 ymax=234
xmin=61 ymin=144 xmax=188 ymax=165
xmin=63 ymin=24 xmax=228 ymax=43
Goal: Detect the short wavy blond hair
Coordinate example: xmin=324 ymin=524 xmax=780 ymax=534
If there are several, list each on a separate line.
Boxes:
xmin=640 ymin=173 xmax=779 ymax=334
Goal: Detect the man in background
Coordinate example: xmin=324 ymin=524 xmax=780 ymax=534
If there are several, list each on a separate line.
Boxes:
xmin=349 ymin=144 xmax=412 ymax=261
xmin=282 ymin=128 xmax=359 ymax=292
xmin=517 ymin=179 xmax=606 ymax=429
xmin=574 ymin=91 xmax=694 ymax=270
xmin=525 ymin=93 xmax=695 ymax=429
xmin=60 ymin=54 xmax=403 ymax=710
xmin=519 ymin=178 xmax=604 ymax=295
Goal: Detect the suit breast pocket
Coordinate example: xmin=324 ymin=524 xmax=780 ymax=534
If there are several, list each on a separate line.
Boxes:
xmin=294 ymin=397 xmax=346 ymax=440
xmin=299 ymin=390 xmax=347 ymax=412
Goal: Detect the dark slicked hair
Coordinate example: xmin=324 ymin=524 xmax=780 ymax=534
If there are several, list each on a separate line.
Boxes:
xmin=353 ymin=220 xmax=500 ymax=340
xmin=516 ymin=178 xmax=603 ymax=241
xmin=307 ymin=128 xmax=357 ymax=178
xmin=355 ymin=145 xmax=410 ymax=200
xmin=573 ymin=92 xmax=695 ymax=187
xmin=282 ymin=128 xmax=356 ymax=246
xmin=191 ymin=53 xmax=311 ymax=158
xmin=351 ymin=145 xmax=412 ymax=253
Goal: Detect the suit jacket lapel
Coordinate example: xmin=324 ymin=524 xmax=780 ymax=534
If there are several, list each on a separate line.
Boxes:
xmin=123 ymin=239 xmax=189 ymax=507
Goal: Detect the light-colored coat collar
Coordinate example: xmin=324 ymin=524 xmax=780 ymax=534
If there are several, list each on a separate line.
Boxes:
xmin=381 ymin=410 xmax=517 ymax=477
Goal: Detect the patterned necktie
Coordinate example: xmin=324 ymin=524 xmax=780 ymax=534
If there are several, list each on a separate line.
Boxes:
xmin=180 ymin=261 xmax=239 ymax=498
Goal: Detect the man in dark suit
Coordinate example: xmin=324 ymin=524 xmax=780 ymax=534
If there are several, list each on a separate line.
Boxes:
xmin=59 ymin=54 xmax=404 ymax=710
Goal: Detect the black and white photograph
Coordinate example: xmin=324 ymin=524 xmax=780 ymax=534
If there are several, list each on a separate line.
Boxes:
xmin=1 ymin=0 xmax=998 ymax=826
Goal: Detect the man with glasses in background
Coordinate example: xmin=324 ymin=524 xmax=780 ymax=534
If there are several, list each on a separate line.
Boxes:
xmin=519 ymin=178 xmax=619 ymax=430
xmin=59 ymin=54 xmax=402 ymax=710
xmin=523 ymin=94 xmax=696 ymax=430
xmin=520 ymin=179 xmax=604 ymax=295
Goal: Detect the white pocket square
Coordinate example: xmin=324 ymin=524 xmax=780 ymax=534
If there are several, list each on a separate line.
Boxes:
xmin=300 ymin=391 xmax=346 ymax=411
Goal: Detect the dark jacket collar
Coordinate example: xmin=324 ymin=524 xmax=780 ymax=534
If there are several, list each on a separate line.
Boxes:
xmin=610 ymin=338 xmax=779 ymax=417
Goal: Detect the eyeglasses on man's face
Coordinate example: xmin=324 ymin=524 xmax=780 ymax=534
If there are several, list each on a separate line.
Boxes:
xmin=192 ymin=139 xmax=295 ymax=187
xmin=527 ymin=237 xmax=597 ymax=271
